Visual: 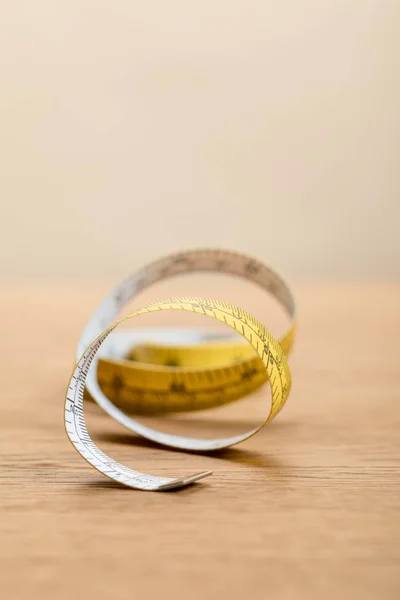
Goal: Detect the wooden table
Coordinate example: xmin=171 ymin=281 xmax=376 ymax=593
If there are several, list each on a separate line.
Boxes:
xmin=1 ymin=281 xmax=399 ymax=599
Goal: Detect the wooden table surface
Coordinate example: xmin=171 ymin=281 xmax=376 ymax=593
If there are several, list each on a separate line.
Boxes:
xmin=1 ymin=281 xmax=399 ymax=600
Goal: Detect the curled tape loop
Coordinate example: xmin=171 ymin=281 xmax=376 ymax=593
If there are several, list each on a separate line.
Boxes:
xmin=65 ymin=249 xmax=296 ymax=490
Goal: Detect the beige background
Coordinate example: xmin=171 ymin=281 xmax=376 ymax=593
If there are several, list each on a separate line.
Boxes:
xmin=1 ymin=1 xmax=399 ymax=281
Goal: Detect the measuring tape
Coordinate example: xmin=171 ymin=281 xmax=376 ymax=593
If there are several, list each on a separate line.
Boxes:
xmin=65 ymin=249 xmax=296 ymax=491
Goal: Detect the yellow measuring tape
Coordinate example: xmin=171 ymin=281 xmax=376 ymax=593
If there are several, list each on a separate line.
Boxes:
xmin=95 ymin=321 xmax=295 ymax=415
xmin=65 ymin=249 xmax=296 ymax=490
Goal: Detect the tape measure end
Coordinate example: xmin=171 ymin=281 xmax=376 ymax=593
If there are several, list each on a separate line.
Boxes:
xmin=158 ymin=470 xmax=213 ymax=491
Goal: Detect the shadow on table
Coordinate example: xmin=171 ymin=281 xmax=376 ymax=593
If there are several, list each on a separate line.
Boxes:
xmin=79 ymin=415 xmax=295 ymax=491
xmin=95 ymin=430 xmax=283 ymax=469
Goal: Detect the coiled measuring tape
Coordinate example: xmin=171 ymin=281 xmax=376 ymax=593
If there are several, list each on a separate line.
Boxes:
xmin=65 ymin=249 xmax=296 ymax=490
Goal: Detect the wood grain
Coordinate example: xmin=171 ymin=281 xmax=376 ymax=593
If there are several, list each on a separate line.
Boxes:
xmin=1 ymin=282 xmax=399 ymax=600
